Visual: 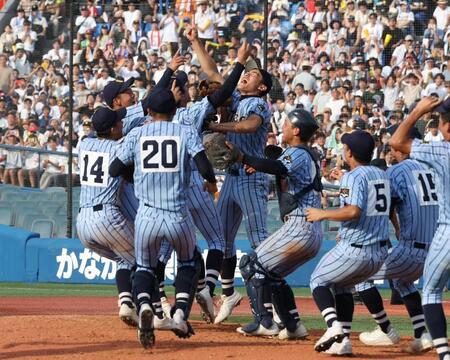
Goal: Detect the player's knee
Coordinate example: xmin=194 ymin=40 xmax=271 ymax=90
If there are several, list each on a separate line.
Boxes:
xmin=239 ymin=251 xmax=267 ymax=282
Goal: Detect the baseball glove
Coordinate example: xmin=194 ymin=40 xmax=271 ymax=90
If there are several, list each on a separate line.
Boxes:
xmin=203 ymin=132 xmax=240 ymax=170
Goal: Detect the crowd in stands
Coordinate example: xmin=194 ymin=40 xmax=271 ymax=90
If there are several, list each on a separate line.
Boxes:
xmin=0 ymin=0 xmax=448 ymax=189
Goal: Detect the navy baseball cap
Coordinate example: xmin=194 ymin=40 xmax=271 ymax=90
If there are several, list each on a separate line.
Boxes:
xmin=341 ymin=130 xmax=375 ymax=163
xmin=434 ymin=97 xmax=450 ymax=113
xmin=147 ymin=88 xmax=176 ymax=114
xmin=103 ymin=78 xmax=135 ymax=107
xmin=92 ymin=107 xmax=124 ymax=134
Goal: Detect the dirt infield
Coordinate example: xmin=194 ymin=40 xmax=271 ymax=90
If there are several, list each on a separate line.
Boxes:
xmin=1 ymin=297 xmax=447 ymax=360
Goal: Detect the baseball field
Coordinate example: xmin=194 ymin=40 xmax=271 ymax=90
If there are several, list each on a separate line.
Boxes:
xmin=0 ymin=283 xmax=448 ymax=360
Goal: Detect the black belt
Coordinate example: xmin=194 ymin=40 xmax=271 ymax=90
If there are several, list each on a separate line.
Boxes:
xmin=351 ymin=240 xmax=387 ymax=249
xmin=79 ymin=204 xmax=104 ymax=213
xmin=413 ymin=242 xmax=426 ymax=249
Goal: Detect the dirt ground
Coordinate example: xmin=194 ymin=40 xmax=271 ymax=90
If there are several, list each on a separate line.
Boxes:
xmin=0 ymin=297 xmax=447 ymax=360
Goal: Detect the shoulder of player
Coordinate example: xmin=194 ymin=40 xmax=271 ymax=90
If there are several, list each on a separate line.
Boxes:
xmin=280 ymin=146 xmax=310 ymax=163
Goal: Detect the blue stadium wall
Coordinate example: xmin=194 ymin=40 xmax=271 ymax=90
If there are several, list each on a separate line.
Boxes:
xmin=0 ymin=224 xmax=416 ymax=288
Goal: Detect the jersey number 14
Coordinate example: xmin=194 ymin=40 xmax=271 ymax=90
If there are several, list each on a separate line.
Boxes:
xmin=80 ymin=151 xmax=109 ymax=187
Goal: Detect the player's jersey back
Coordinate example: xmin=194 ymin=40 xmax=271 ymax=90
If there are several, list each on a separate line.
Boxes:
xmin=411 ymin=140 xmax=450 ymax=226
xmin=278 ymin=147 xmax=321 ymax=213
xmin=339 ymin=165 xmax=390 ymax=245
xmin=118 ymin=121 xmax=203 ymax=212
xmin=387 ymin=159 xmax=439 ymax=243
xmin=78 ymin=137 xmax=121 ymax=208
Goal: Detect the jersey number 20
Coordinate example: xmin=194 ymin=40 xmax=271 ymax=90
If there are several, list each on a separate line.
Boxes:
xmin=140 ymin=136 xmax=180 ymax=173
xmin=80 ymin=151 xmax=109 ymax=187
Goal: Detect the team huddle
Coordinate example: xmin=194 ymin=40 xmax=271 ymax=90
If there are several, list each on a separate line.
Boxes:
xmin=75 ymin=26 xmax=450 ymax=359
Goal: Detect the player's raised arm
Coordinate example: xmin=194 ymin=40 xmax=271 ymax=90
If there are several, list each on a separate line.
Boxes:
xmin=390 ymin=96 xmax=441 ymax=154
xmin=185 ymin=25 xmax=224 ymax=84
xmin=109 ymin=129 xmax=138 ymax=178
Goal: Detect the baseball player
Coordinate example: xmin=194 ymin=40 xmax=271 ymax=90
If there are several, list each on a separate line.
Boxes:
xmin=77 ymin=107 xmax=137 ymax=327
xmin=207 ymin=66 xmax=273 ymax=324
xmin=354 ymin=145 xmax=438 ymax=353
xmin=155 ymin=40 xmax=252 ymax=323
xmin=306 ymin=130 xmax=390 ymax=356
xmin=390 ymin=96 xmax=450 ymax=360
xmin=109 ymin=88 xmax=218 ymax=349
xmin=226 ymin=109 xmax=322 ymax=338
xmin=77 ymin=107 xmax=176 ymax=331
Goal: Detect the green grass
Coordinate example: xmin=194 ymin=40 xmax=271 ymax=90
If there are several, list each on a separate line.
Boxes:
xmin=0 ymin=282 xmax=416 ymax=298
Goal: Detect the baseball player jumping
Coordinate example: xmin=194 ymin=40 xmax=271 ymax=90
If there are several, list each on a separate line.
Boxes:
xmin=354 ymin=143 xmax=438 ymax=353
xmin=109 ymin=88 xmax=218 ymax=349
xmin=306 ymin=130 xmax=390 ymax=356
xmin=390 ymin=96 xmax=450 ymax=360
xmin=207 ymin=65 xmax=273 ymax=324
xmin=155 ymin=34 xmax=253 ymax=323
xmin=227 ymin=109 xmax=322 ymax=338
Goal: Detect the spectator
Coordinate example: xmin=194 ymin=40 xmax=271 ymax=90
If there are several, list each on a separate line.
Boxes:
xmin=0 ymin=133 xmax=22 ymax=185
xmin=39 ymin=136 xmax=65 ymax=189
xmin=18 ymin=133 xmax=40 ymax=187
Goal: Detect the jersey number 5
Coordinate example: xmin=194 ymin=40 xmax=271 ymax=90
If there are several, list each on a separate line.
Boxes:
xmin=140 ymin=136 xmax=180 ymax=173
xmin=367 ymin=180 xmax=390 ymax=216
xmin=80 ymin=151 xmax=109 ymax=187
xmin=414 ymin=170 xmax=438 ymax=206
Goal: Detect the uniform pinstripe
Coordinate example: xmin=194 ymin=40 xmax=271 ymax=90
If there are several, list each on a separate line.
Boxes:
xmin=256 ymin=147 xmax=322 ymax=277
xmin=76 ymin=137 xmax=135 ymax=269
xmin=410 ymin=140 xmax=450 ymax=304
xmin=158 ymin=98 xmax=225 ymax=263
xmin=356 ymin=159 xmax=439 ymax=297
xmin=117 ymin=102 xmax=146 ymax=222
xmin=219 ymin=95 xmax=272 ymax=257
xmin=310 ymin=166 xmax=390 ymax=293
xmin=117 ymin=121 xmax=203 ymax=269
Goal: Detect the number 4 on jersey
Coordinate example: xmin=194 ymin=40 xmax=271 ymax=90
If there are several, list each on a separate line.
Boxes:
xmin=80 ymin=151 xmax=109 ymax=187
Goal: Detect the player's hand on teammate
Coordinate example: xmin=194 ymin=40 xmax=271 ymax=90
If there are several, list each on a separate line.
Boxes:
xmin=237 ymin=40 xmax=251 ymax=65
xmin=243 ymin=164 xmax=256 ymax=174
xmin=305 ymin=208 xmax=325 ymax=222
xmin=203 ymin=181 xmax=218 ymax=194
xmin=412 ymin=96 xmax=442 ymax=116
xmin=225 ymin=141 xmax=244 ymax=163
xmin=171 ymin=80 xmax=182 ymax=104
xmin=169 ymin=50 xmax=185 ymax=72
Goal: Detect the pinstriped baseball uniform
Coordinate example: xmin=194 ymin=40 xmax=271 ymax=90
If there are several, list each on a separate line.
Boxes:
xmin=356 ymin=159 xmax=439 ymax=296
xmin=219 ymin=95 xmax=272 ymax=257
xmin=158 ymin=97 xmax=225 ymax=263
xmin=117 ymin=121 xmax=204 ymax=270
xmin=310 ymin=166 xmax=390 ymax=293
xmin=410 ymin=139 xmax=450 ymax=304
xmin=116 ymin=102 xmax=147 ymax=222
xmin=256 ymin=147 xmax=322 ymax=277
xmin=76 ymin=137 xmax=135 ymax=269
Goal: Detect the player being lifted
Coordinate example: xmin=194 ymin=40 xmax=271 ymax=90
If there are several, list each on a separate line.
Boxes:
xmin=390 ymin=96 xmax=450 ymax=360
xmin=207 ymin=58 xmax=273 ymax=324
xmin=109 ymin=88 xmax=217 ymax=349
xmin=306 ymin=130 xmax=390 ymax=356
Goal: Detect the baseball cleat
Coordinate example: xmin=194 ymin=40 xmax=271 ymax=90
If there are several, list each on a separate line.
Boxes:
xmin=154 ymin=314 xmax=176 ymax=331
xmin=325 ymin=337 xmax=353 ymax=356
xmin=359 ymin=326 xmax=400 ymax=346
xmin=214 ymin=291 xmax=242 ymax=324
xmin=161 ymin=297 xmax=172 ymax=318
xmin=119 ymin=303 xmax=139 ymax=327
xmin=172 ymin=309 xmax=195 ymax=339
xmin=137 ymin=304 xmax=155 ymax=349
xmin=196 ymin=286 xmax=215 ymax=323
xmin=237 ymin=322 xmax=280 ymax=337
xmin=315 ymin=321 xmax=345 ymax=352
xmin=278 ymin=321 xmax=308 ymax=340
xmin=404 ymin=332 xmax=433 ymax=354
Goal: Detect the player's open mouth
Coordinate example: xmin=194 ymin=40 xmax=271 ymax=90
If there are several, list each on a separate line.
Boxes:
xmin=240 ymin=79 xmax=248 ymax=85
